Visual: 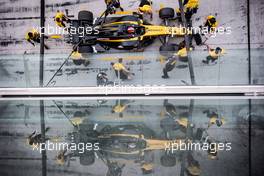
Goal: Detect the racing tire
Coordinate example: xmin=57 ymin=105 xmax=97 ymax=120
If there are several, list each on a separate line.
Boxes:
xmin=73 ymin=59 xmax=84 ymax=65
xmin=159 ymin=8 xmax=175 ymax=19
xmin=159 ymin=44 xmax=177 ymax=56
xmin=80 ymin=153 xmax=95 ymax=166
xmin=78 ymin=11 xmax=93 ymax=25
xmin=78 ymin=45 xmax=93 ymax=54
xmin=160 ymin=155 xmax=176 ymax=167
xmin=160 ymin=117 xmax=179 ymax=131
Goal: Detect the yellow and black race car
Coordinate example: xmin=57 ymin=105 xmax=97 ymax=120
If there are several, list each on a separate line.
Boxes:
xmin=69 ymin=5 xmax=190 ymax=54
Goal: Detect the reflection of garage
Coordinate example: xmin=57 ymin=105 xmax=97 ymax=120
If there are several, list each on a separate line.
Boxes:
xmin=0 ymin=98 xmax=263 ymax=176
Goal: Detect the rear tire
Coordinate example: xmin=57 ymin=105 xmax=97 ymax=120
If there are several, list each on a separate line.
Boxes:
xmin=160 ymin=117 xmax=179 ymax=131
xmin=78 ymin=45 xmax=93 ymax=59
xmin=78 ymin=45 xmax=93 ymax=54
xmin=159 ymin=8 xmax=175 ymax=19
xmin=160 ymin=155 xmax=176 ymax=167
xmin=78 ymin=11 xmax=93 ymax=25
xmin=79 ymin=153 xmax=95 ymax=166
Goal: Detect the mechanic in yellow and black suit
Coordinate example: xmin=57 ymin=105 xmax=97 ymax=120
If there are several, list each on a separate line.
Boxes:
xmin=111 ymin=99 xmax=131 ymax=118
xmin=111 ymin=58 xmax=134 ymax=80
xmin=54 ymin=10 xmax=70 ymax=28
xmin=202 ymin=46 xmax=225 ymax=64
xmin=25 ymin=28 xmax=49 ymax=49
xmin=162 ymin=55 xmax=177 ymax=79
xmin=70 ymin=49 xmax=90 ymax=66
xmin=184 ymin=0 xmax=199 ymax=21
xmin=177 ymin=0 xmax=199 ymax=22
xmin=138 ymin=0 xmax=153 ymax=20
xmin=105 ymin=0 xmax=124 ymax=14
xmin=204 ymin=15 xmax=218 ymax=32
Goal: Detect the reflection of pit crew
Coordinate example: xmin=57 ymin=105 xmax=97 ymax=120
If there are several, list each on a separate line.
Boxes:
xmin=141 ymin=162 xmax=154 ymax=174
xmin=111 ymin=100 xmax=131 ymax=118
xmin=163 ymin=99 xmax=177 ymax=117
xmin=203 ymin=109 xmax=225 ymax=127
xmin=206 ymin=140 xmax=218 ymax=160
xmin=202 ymin=46 xmax=225 ymax=64
xmin=56 ymin=149 xmax=72 ymax=166
xmin=54 ymin=10 xmax=70 ymax=28
xmin=71 ymin=111 xmax=87 ymax=126
xmin=111 ymin=58 xmax=134 ymax=80
xmin=105 ymin=0 xmax=124 ymax=15
xmin=106 ymin=160 xmax=125 ymax=176
xmin=27 ymin=127 xmax=50 ymax=146
xmin=138 ymin=0 xmax=153 ymax=20
xmin=70 ymin=49 xmax=90 ymax=66
xmin=25 ymin=29 xmax=49 ymax=49
xmin=186 ymin=153 xmax=201 ymax=176
xmin=162 ymin=55 xmax=177 ymax=79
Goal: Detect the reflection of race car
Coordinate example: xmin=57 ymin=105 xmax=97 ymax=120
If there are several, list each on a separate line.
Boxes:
xmin=69 ymin=6 xmax=189 ymax=54
xmin=66 ymin=124 xmax=184 ymax=169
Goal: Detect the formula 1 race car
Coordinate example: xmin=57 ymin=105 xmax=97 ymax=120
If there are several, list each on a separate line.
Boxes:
xmin=68 ymin=5 xmax=191 ymax=55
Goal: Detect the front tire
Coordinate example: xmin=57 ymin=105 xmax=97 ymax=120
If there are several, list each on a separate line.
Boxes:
xmin=159 ymin=8 xmax=175 ymax=19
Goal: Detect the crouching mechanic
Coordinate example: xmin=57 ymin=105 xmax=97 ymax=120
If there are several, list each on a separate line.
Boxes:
xmin=27 ymin=127 xmax=50 ymax=147
xmin=203 ymin=109 xmax=225 ymax=128
xmin=162 ymin=55 xmax=177 ymax=79
xmin=138 ymin=0 xmax=153 ymax=20
xmin=202 ymin=46 xmax=225 ymax=64
xmin=70 ymin=49 xmax=90 ymax=66
xmin=54 ymin=10 xmax=70 ymax=28
xmin=111 ymin=58 xmax=134 ymax=80
xmin=25 ymin=28 xmax=49 ymax=49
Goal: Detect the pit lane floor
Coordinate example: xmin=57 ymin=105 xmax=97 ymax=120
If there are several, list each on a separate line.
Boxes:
xmin=0 ymin=49 xmax=263 ymax=87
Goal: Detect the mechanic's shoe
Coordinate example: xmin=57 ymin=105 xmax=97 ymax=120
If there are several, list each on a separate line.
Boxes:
xmin=162 ymin=75 xmax=169 ymax=79
xmin=120 ymin=7 xmax=124 ymax=11
xmin=202 ymin=60 xmax=208 ymax=64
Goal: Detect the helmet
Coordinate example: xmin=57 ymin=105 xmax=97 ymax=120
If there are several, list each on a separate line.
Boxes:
xmin=127 ymin=26 xmax=135 ymax=34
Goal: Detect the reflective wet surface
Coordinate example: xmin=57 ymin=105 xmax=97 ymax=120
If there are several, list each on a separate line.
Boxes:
xmin=0 ymin=98 xmax=263 ymax=176
xmin=0 ymin=49 xmax=263 ymax=87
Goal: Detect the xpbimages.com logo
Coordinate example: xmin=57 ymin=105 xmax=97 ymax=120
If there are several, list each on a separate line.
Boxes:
xmin=165 ymin=140 xmax=232 ymax=153
xmin=32 ymin=141 xmax=100 ymax=153
xmin=33 ymin=24 xmax=100 ymax=38
xmin=32 ymin=23 xmax=232 ymax=38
